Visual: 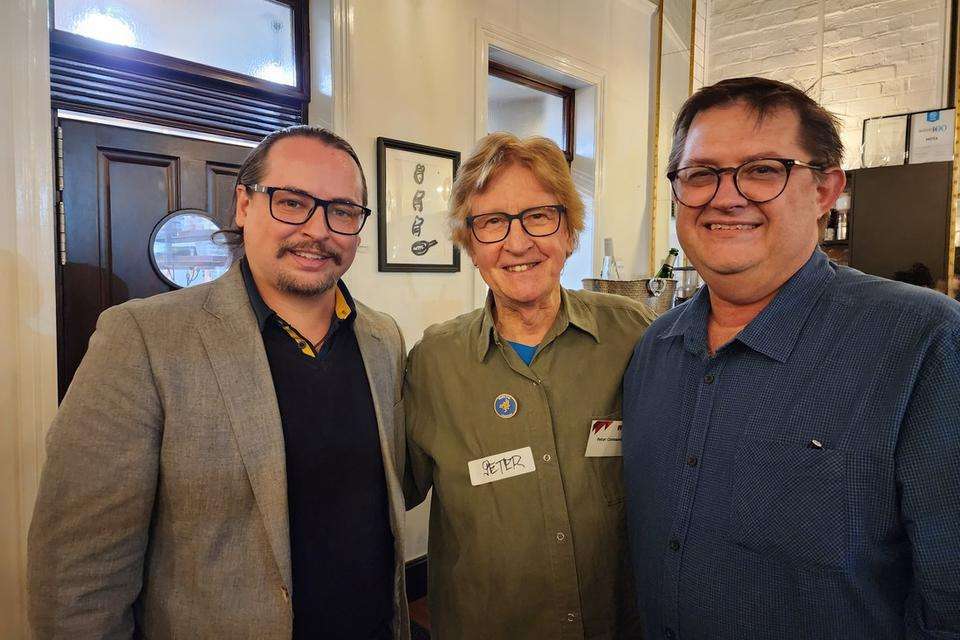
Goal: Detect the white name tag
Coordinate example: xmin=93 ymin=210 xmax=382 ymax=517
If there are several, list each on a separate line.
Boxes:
xmin=585 ymin=420 xmax=623 ymax=457
xmin=468 ymin=446 xmax=536 ymax=486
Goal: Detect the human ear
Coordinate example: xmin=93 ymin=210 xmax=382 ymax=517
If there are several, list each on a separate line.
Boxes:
xmin=235 ymin=185 xmax=250 ymax=229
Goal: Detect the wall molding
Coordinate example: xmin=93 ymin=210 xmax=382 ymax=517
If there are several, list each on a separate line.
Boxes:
xmin=331 ymin=0 xmax=352 ymax=135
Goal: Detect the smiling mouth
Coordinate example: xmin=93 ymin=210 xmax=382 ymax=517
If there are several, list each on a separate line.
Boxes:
xmin=280 ymin=242 xmax=342 ymax=265
xmin=705 ymin=223 xmax=760 ymax=231
xmin=504 ymin=262 xmax=540 ymax=273
xmin=291 ymin=250 xmax=331 ymax=261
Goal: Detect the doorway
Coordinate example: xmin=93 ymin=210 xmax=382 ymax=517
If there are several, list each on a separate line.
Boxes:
xmin=56 ymin=115 xmax=252 ymax=396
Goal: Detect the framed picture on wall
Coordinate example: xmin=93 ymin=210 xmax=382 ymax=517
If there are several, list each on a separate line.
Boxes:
xmin=376 ymin=137 xmax=460 ymax=272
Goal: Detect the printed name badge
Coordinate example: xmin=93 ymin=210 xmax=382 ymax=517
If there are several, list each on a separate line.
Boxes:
xmin=468 ymin=446 xmax=536 ymax=486
xmin=585 ymin=420 xmax=623 ymax=457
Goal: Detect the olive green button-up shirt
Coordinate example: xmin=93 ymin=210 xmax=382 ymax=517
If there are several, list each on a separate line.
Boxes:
xmin=405 ymin=288 xmax=656 ymax=639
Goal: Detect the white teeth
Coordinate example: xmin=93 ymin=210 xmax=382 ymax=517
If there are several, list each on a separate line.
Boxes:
xmin=292 ymin=251 xmax=325 ymax=260
xmin=709 ymin=223 xmax=757 ymax=231
xmin=505 ymin=263 xmax=535 ymax=272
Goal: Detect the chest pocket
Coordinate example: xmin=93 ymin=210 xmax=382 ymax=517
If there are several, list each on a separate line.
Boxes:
xmin=728 ymin=439 xmax=848 ymax=571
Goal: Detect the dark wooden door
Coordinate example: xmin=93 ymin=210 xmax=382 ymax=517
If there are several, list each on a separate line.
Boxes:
xmin=57 ymin=118 xmax=251 ymax=398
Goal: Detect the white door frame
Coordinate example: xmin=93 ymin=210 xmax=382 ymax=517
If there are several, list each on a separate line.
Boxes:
xmin=473 ymin=21 xmax=607 ymax=308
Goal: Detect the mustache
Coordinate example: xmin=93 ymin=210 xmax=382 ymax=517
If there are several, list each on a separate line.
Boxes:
xmin=277 ymin=240 xmax=343 ymax=265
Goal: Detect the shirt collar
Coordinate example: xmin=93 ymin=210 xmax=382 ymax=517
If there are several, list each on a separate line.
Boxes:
xmin=661 ymin=249 xmax=836 ymax=362
xmin=240 ymin=256 xmax=355 ymax=333
xmin=476 ymin=287 xmax=599 ymax=362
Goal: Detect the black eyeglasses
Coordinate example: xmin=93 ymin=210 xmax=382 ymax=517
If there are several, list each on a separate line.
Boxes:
xmin=667 ymin=158 xmax=825 ymax=208
xmin=466 ymin=205 xmax=565 ymax=244
xmin=245 ymin=184 xmax=372 ymax=235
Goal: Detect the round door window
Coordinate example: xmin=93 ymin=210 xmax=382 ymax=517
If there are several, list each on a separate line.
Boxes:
xmin=149 ymin=210 xmax=232 ymax=289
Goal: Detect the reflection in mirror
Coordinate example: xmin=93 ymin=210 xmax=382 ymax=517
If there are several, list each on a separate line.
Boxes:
xmin=150 ymin=210 xmax=231 ymax=289
xmin=650 ymin=0 xmax=696 ymax=276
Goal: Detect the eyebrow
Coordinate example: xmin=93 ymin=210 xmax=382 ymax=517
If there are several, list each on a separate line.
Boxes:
xmin=276 ymin=184 xmax=360 ymax=205
xmin=681 ymin=152 xmax=787 ymax=167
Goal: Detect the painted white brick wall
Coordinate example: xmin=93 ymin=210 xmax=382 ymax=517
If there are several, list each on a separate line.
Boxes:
xmin=707 ymin=0 xmax=949 ymax=168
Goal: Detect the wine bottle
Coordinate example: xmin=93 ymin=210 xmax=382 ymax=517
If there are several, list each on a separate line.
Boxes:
xmin=655 ymin=248 xmax=679 ymax=279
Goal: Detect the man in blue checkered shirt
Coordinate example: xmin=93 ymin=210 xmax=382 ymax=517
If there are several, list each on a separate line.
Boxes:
xmin=623 ymin=76 xmax=960 ymax=640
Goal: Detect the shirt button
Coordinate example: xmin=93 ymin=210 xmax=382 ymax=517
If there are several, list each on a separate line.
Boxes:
xmin=704 ymin=373 xmax=715 ymax=384
xmin=556 ymin=532 xmax=566 ymax=542
xmin=686 ymin=455 xmax=699 ymax=467
xmin=542 ymin=453 xmax=552 ymax=462
xmin=280 ymin=586 xmax=290 ymax=603
xmin=566 ymin=612 xmax=577 ymax=623
xmin=664 ymin=627 xmax=676 ymax=640
xmin=669 ymin=538 xmax=680 ymax=552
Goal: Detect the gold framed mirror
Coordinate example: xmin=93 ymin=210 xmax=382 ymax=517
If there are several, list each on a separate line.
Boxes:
xmin=648 ymin=0 xmax=697 ymax=276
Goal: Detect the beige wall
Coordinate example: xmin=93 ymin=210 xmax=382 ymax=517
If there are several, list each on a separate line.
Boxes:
xmin=1 ymin=1 xmax=58 ymax=638
xmin=324 ymin=0 xmax=657 ymax=557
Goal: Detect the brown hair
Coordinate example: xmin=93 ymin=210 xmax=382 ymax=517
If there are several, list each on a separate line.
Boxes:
xmin=667 ymin=77 xmax=844 ymax=175
xmin=217 ymin=125 xmax=367 ymax=247
xmin=449 ymin=132 xmax=585 ymax=251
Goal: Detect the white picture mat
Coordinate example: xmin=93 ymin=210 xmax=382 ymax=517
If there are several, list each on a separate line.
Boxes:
xmin=382 ymin=147 xmax=455 ymax=265
xmin=908 ymin=109 xmax=956 ymax=165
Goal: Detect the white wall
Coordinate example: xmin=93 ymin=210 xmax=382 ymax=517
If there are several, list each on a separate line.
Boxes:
xmin=320 ymin=0 xmax=657 ymax=558
xmin=707 ymin=0 xmax=950 ymax=168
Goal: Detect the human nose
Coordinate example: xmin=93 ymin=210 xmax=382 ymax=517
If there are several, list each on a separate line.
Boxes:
xmin=300 ymin=203 xmax=333 ymax=238
xmin=502 ymin=216 xmax=533 ymax=252
xmin=708 ymin=169 xmax=749 ymax=210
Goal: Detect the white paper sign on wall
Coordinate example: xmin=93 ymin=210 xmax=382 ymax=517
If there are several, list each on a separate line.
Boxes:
xmin=908 ymin=109 xmax=955 ymax=165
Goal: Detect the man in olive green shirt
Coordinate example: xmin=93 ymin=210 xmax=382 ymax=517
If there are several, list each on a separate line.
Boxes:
xmin=405 ymin=288 xmax=654 ymax=639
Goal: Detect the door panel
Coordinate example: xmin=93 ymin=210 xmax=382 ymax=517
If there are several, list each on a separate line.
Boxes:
xmin=58 ymin=118 xmax=250 ymax=398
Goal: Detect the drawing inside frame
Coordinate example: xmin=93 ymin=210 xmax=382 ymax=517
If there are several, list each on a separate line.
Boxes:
xmin=377 ymin=137 xmax=460 ymax=272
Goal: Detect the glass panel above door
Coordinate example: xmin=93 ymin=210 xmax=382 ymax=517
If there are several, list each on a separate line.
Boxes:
xmin=54 ymin=0 xmax=297 ymax=86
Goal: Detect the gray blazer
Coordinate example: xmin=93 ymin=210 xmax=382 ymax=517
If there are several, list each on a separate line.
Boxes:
xmin=28 ymin=265 xmax=409 ymax=639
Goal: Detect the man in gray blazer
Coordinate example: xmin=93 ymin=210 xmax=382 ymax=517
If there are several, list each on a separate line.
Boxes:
xmin=28 ymin=126 xmax=409 ymax=639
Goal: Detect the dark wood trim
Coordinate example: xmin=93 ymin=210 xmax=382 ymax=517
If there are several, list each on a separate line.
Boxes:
xmin=295 ymin=0 xmax=312 ymax=122
xmin=50 ymin=54 xmax=302 ymax=140
xmin=488 ymin=60 xmax=576 ymax=163
xmin=405 ymin=555 xmax=428 ymax=602
xmin=52 ymin=111 xmax=67 ymax=401
xmin=376 ymin=137 xmax=461 ymax=273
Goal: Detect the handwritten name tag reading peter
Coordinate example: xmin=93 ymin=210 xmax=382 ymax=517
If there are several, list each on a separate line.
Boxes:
xmin=468 ymin=446 xmax=536 ymax=486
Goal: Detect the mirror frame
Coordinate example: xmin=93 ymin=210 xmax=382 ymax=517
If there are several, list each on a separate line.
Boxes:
xmin=949 ymin=9 xmax=960 ymax=298
xmin=648 ymin=0 xmax=697 ymax=276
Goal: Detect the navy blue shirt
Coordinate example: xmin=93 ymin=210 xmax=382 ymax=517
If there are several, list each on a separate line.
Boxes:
xmin=623 ymin=249 xmax=960 ymax=640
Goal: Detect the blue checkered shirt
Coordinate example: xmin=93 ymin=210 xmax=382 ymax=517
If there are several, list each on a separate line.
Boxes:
xmin=623 ymin=249 xmax=960 ymax=640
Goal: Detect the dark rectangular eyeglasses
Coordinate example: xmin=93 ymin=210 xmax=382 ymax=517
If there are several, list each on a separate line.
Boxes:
xmin=245 ymin=183 xmax=372 ymax=235
xmin=466 ymin=204 xmax=565 ymax=243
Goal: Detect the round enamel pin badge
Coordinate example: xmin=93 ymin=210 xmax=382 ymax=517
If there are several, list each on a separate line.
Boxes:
xmin=494 ymin=393 xmax=518 ymax=419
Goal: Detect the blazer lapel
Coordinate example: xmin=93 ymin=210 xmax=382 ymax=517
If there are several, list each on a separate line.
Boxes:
xmin=354 ymin=312 xmax=400 ymax=476
xmin=198 ymin=266 xmax=292 ymax=592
